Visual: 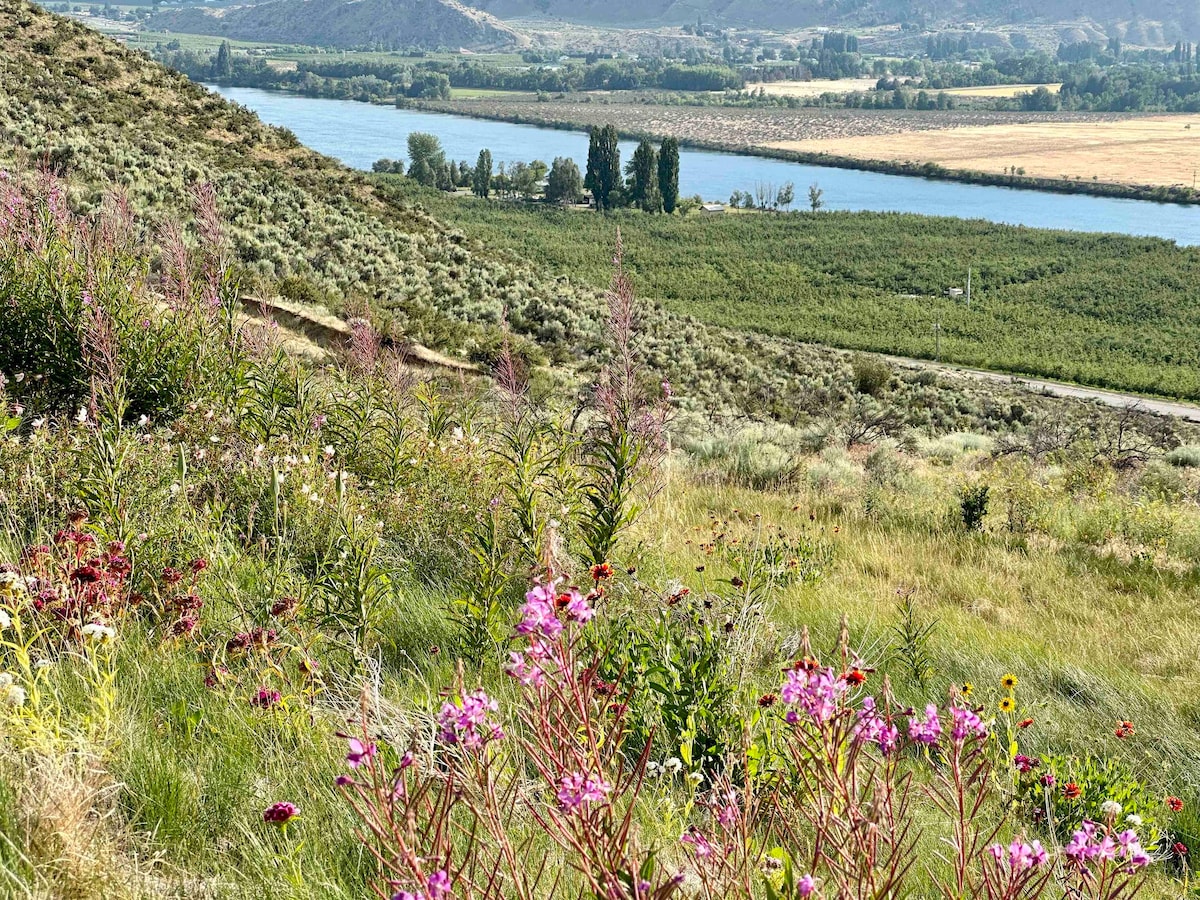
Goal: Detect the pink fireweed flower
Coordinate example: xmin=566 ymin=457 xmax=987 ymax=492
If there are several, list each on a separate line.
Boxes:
xmin=1014 ymin=754 xmax=1039 ymax=774
xmin=391 ymin=893 xmax=423 ymax=900
xmin=853 ymin=696 xmax=900 ymax=754
xmin=907 ymin=703 xmax=942 ymax=745
xmin=506 ymin=651 xmax=546 ymax=688
xmin=556 ymin=772 xmax=611 ymax=814
xmin=949 ymin=705 xmax=986 ymax=742
xmin=797 ymin=874 xmax=817 ymax=897
xmin=345 ymin=737 xmax=377 ymax=769
xmin=681 ymin=828 xmax=719 ymax=860
xmin=780 ymin=666 xmax=846 ymax=723
xmin=560 ymin=589 xmax=594 ymax=623
xmin=437 ymin=689 xmax=502 ymax=749
xmin=250 ymin=687 xmax=281 ymax=709
xmin=425 ymin=870 xmax=451 ymax=900
xmin=516 ymin=582 xmax=563 ymax=639
xmin=263 ymin=801 xmax=299 ymax=825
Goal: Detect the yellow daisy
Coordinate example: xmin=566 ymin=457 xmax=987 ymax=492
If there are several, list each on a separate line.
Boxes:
xmin=961 ymin=682 xmax=974 ymax=697
xmin=999 ymin=697 xmax=1016 ymax=713
xmin=1001 ymin=673 xmax=1019 ymax=690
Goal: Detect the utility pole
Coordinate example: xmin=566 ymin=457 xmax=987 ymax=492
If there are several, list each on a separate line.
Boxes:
xmin=967 ymin=267 xmax=972 ymax=309
xmin=933 ymin=314 xmax=942 ymax=362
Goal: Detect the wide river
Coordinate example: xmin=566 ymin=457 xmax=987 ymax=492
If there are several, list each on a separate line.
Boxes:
xmin=214 ymin=85 xmax=1200 ymax=245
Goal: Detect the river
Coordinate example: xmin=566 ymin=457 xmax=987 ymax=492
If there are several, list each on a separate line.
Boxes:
xmin=214 ymin=85 xmax=1200 ymax=245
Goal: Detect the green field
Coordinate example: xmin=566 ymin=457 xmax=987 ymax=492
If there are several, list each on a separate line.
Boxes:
xmin=381 ymin=180 xmax=1200 ymax=400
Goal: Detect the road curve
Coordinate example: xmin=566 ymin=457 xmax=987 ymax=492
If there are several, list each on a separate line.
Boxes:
xmin=881 ymin=355 xmax=1200 ymax=423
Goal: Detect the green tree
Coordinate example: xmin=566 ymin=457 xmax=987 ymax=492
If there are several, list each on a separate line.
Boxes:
xmin=212 ymin=40 xmax=233 ymax=80
xmin=657 ymin=137 xmax=680 ymax=214
xmin=584 ymin=125 xmax=621 ymax=210
xmin=407 ymin=132 xmax=445 ymax=187
xmin=472 ymin=149 xmax=492 ymax=198
xmin=625 ymin=139 xmax=659 ymax=212
xmin=546 ymin=157 xmax=584 ymax=204
xmin=808 ymin=183 xmax=824 ymax=212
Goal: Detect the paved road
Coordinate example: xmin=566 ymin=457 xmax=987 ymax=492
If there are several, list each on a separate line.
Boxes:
xmin=882 ymin=355 xmax=1200 ymax=423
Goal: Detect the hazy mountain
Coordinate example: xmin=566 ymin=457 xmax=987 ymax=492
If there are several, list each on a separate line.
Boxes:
xmin=148 ymin=0 xmax=528 ymax=50
xmin=465 ymin=0 xmax=1199 ymax=41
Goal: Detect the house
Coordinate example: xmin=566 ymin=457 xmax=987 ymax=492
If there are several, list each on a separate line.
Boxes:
xmin=700 ymin=203 xmax=726 ymax=214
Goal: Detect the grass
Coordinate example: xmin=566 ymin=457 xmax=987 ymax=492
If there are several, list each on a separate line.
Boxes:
xmin=941 ymin=83 xmax=1065 ymax=98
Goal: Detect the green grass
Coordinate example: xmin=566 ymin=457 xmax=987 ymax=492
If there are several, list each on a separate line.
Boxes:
xmin=381 ymin=180 xmax=1200 ymax=400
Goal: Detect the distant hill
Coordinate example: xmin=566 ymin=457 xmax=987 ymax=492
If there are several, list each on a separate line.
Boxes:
xmin=465 ymin=0 xmax=1199 ymax=41
xmin=148 ymin=0 xmax=527 ymax=50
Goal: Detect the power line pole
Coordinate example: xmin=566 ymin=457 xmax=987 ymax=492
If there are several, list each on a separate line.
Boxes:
xmin=933 ymin=314 xmax=942 ymax=362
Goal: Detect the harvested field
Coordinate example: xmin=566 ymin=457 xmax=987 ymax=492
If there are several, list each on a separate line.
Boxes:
xmin=420 ymin=97 xmax=1133 ymax=150
xmin=766 ymin=115 xmax=1200 ymax=187
xmin=753 ymin=78 xmax=880 ymax=96
xmin=941 ymin=83 xmax=1063 ymax=98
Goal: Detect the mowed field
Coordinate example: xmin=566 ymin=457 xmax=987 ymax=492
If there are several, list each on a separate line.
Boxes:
xmin=755 ymin=77 xmax=880 ymax=96
xmin=941 ymin=83 xmax=1063 ymax=97
xmin=767 ymin=115 xmax=1200 ymax=186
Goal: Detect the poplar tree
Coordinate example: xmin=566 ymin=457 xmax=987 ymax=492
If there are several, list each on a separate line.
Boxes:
xmin=657 ymin=137 xmax=680 ymax=214
xmin=584 ymin=125 xmax=621 ymax=210
xmin=472 ymin=149 xmax=492 ymax=198
xmin=626 ymin=139 xmax=659 ymax=211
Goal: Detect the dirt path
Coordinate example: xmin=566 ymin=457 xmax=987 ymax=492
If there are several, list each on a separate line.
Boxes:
xmin=884 ymin=354 xmax=1200 ymax=422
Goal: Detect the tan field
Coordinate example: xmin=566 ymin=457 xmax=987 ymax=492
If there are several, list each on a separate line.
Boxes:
xmin=766 ymin=115 xmax=1200 ymax=187
xmin=941 ymin=83 xmax=1063 ymax=98
xmin=755 ymin=78 xmax=880 ymax=97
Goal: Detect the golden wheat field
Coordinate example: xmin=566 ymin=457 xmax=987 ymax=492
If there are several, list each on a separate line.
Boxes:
xmin=940 ymin=83 xmax=1064 ymax=97
xmin=767 ymin=115 xmax=1200 ymax=186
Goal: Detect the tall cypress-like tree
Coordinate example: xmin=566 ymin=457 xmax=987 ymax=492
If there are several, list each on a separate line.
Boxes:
xmin=626 ymin=139 xmax=659 ymax=212
xmin=584 ymin=125 xmax=621 ymax=210
xmin=472 ymin=149 xmax=492 ymax=198
xmin=213 ymin=40 xmax=233 ymax=79
xmin=657 ymin=137 xmax=680 ymax=214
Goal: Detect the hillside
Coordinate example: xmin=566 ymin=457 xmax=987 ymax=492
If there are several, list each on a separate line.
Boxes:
xmin=467 ymin=0 xmax=1199 ymax=40
xmin=147 ymin=0 xmax=527 ymax=49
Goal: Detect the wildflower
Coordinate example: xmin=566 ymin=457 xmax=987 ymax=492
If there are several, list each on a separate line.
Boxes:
xmin=960 ymin=681 xmax=974 ymax=697
xmin=425 ymin=870 xmax=451 ymax=900
xmin=515 ymin=582 xmax=564 ymax=639
xmin=1063 ymin=783 xmax=1082 ymax=800
xmin=842 ymin=668 xmax=867 ymax=686
xmin=345 ymin=737 xmax=377 ymax=769
xmin=998 ymin=697 xmax=1015 ymax=713
xmin=437 ymin=689 xmax=502 ymax=749
xmin=1168 ymin=796 xmax=1185 ymax=812
xmin=190 ymin=558 xmax=209 ymax=574
xmin=1174 ymin=842 xmax=1189 ymax=856
xmin=908 ymin=703 xmax=942 ymax=745
xmin=781 ymin=666 xmax=846 ymax=724
xmin=72 ymin=565 xmax=102 ymax=584
xmin=1001 ymin=673 xmax=1019 ymax=690
xmin=250 ymin=687 xmax=281 ymax=709
xmin=1125 ymin=814 xmax=1143 ymax=827
xmin=1 ymin=682 xmax=26 ymax=707
xmin=757 ymin=693 xmax=777 ymax=708
xmin=797 ymin=874 xmax=817 ymax=897
xmin=335 ymin=775 xmax=354 ymax=787
xmin=1040 ymin=773 xmax=1057 ymax=788
xmin=949 ymin=705 xmax=986 ymax=743
xmin=1017 ymin=717 xmax=1034 ymax=729
xmin=1100 ymin=800 xmax=1123 ymax=819
xmin=506 ymin=651 xmax=545 ymax=688
xmin=556 ymin=772 xmax=611 ymax=814
xmin=662 ymin=757 xmax=683 ymax=776
xmin=590 ymin=562 xmax=614 ymax=581
xmin=161 ymin=567 xmax=184 ymax=585
xmin=854 ymin=696 xmax=899 ymax=754
xmin=81 ymin=622 xmax=115 ymax=643
xmin=170 ymin=616 xmax=198 ymax=637
xmin=270 ymin=596 xmax=299 ymax=618
xmin=681 ymin=828 xmax=719 ymax=860
xmin=1115 ymin=720 xmax=1135 ymax=739
xmin=0 ymin=609 xmax=10 ymax=631
xmin=263 ymin=802 xmax=299 ymax=825
xmin=1014 ymin=754 xmax=1039 ymax=774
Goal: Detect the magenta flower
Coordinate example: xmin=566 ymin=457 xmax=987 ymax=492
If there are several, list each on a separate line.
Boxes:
xmin=345 ymin=737 xmax=377 ymax=769
xmin=797 ymin=874 xmax=816 ymax=897
xmin=949 ymin=705 xmax=986 ymax=742
xmin=437 ymin=689 xmax=502 ymax=749
xmin=425 ymin=870 xmax=451 ymax=900
xmin=681 ymin=828 xmax=718 ymax=860
xmin=853 ymin=696 xmax=899 ymax=754
xmin=250 ymin=687 xmax=281 ymax=709
xmin=556 ymin=772 xmax=611 ymax=814
xmin=516 ymin=582 xmax=564 ymax=639
xmin=780 ymin=666 xmax=845 ymax=723
xmin=506 ymin=651 xmax=546 ymax=688
xmin=907 ymin=703 xmax=942 ymax=745
xmin=263 ymin=801 xmax=299 ymax=825
xmin=561 ymin=589 xmax=594 ymax=623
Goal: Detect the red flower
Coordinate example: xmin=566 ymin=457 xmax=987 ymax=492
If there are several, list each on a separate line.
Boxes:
xmin=1168 ymin=796 xmax=1185 ymax=812
xmin=161 ymin=567 xmax=183 ymax=586
xmin=757 ymin=693 xmax=778 ymax=708
xmin=1063 ymin=783 xmax=1082 ymax=800
xmin=263 ymin=801 xmax=299 ymax=825
xmin=71 ymin=565 xmax=102 ymax=584
xmin=1115 ymin=720 xmax=1135 ymax=739
xmin=842 ymin=669 xmax=868 ymax=686
xmin=1017 ymin=717 xmax=1034 ymax=729
xmin=1175 ymin=842 xmax=1189 ymax=856
xmin=189 ymin=558 xmax=209 ymax=574
xmin=589 ymin=562 xmax=614 ymax=581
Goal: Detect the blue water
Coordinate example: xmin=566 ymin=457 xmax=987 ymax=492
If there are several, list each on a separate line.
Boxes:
xmin=214 ymin=85 xmax=1200 ymax=245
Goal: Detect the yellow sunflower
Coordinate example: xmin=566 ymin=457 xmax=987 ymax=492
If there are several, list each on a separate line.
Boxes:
xmin=1001 ymin=673 xmax=1019 ymax=690
xmin=961 ymin=682 xmax=974 ymax=697
xmin=999 ymin=697 xmax=1016 ymax=713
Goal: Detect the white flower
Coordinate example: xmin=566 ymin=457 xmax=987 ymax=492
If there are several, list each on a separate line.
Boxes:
xmin=4 ymin=684 xmax=26 ymax=707
xmin=81 ymin=623 xmax=116 ymax=643
xmin=137 ymin=415 xmax=149 ymax=427
xmin=0 ymin=609 xmax=10 ymax=630
xmin=686 ymin=771 xmax=705 ymax=786
xmin=1126 ymin=814 xmax=1144 ymax=827
xmin=75 ymin=407 xmax=88 ymax=424
xmin=1101 ymin=800 xmax=1123 ymax=818
xmin=663 ymin=757 xmax=683 ymax=775
xmin=31 ymin=417 xmax=45 ymax=429
xmin=323 ymin=445 xmax=335 ymax=457
xmin=0 ymin=673 xmax=13 ymax=689
xmin=0 ymin=571 xmax=22 ymax=592
xmin=645 ymin=761 xmax=663 ymax=778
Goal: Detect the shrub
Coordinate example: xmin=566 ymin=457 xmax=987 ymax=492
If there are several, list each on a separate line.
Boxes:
xmin=850 ymin=352 xmax=892 ymax=397
xmin=1166 ymin=445 xmax=1200 ymax=468
xmin=959 ymin=483 xmax=990 ymax=531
